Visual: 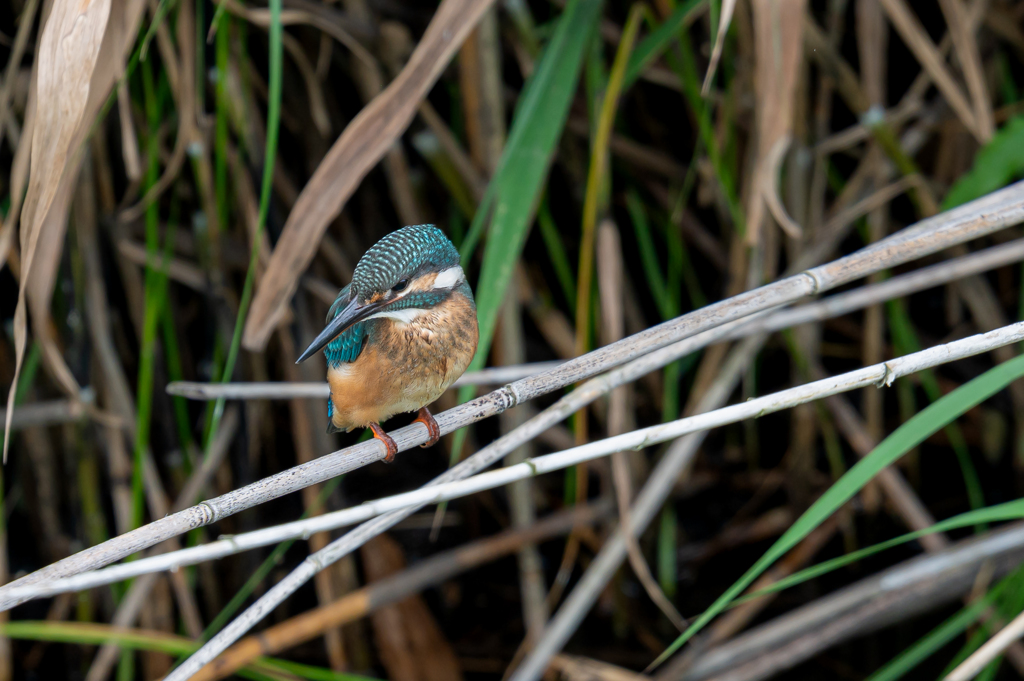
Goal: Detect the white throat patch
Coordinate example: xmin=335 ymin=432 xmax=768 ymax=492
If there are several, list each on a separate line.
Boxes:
xmin=366 ymin=307 xmax=428 ymax=324
xmin=432 ymin=265 xmax=465 ymax=290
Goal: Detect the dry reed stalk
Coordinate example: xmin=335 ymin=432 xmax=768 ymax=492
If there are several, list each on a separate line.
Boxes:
xmin=946 ymin=606 xmax=1024 ymax=681
xmin=459 ymin=5 xmax=505 ymax=175
xmin=497 ymin=272 xmax=549 ymax=642
xmin=277 ymin=328 xmax=347 ymax=671
xmin=117 ymin=238 xmax=209 ymax=290
xmin=664 ymin=518 xmax=841 ymax=677
xmin=746 ymin=0 xmax=806 ymax=244
xmin=0 ymin=396 xmax=93 ymax=431
xmin=75 ymin=159 xmax=135 ymax=537
xmin=167 ymin=237 xmax=1024 ymax=415
xmin=570 ymin=118 xmax=688 ymax=180
xmin=599 ymin=220 xmax=685 ymax=631
xmin=551 ymin=655 xmax=650 ymax=681
xmin=660 ymin=522 xmax=1024 ymax=681
xmin=509 ymin=304 xmax=1024 ymax=678
xmin=509 ymin=332 xmax=769 ymax=681
xmin=165 ymin=320 xmax=1024 ymax=680
xmin=3 ymin=183 xmax=1023 ymax=614
xmin=216 ymin=0 xmax=375 ymax=70
xmin=165 ymin=362 xmax=566 ymax=400
xmin=83 ymin=409 xmax=239 ymax=681
xmin=175 ymin=502 xmax=611 ymax=681
xmin=855 ymin=0 xmax=889 ymax=514
xmin=813 ymin=98 xmax=922 ymax=155
xmin=417 ymin=99 xmax=488 ymax=200
xmin=115 ymin=82 xmax=141 ymax=182
xmin=936 ymin=0 xmax=993 ymax=141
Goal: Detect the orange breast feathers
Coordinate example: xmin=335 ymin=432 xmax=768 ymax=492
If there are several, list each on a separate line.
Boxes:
xmin=327 ymin=294 xmax=478 ymax=432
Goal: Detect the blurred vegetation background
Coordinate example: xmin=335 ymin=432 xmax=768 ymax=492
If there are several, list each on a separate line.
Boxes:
xmin=2 ymin=0 xmax=1024 ymax=679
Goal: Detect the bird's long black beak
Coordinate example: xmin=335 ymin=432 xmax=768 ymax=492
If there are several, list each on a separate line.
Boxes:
xmin=295 ymin=296 xmax=379 ymax=364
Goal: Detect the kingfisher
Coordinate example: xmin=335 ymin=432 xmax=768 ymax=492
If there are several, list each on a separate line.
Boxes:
xmin=296 ymin=224 xmax=479 ymax=462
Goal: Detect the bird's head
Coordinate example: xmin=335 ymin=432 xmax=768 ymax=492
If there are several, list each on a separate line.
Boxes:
xmin=296 ymin=224 xmax=466 ymax=363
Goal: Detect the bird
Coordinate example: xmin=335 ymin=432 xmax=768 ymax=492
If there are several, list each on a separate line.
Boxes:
xmin=296 ymin=224 xmax=478 ymax=463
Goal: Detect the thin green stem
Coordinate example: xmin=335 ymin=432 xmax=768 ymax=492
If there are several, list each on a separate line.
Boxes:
xmin=207 ymin=0 xmax=282 ymax=446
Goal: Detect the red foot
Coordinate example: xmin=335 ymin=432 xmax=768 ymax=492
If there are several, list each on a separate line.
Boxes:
xmin=413 ymin=407 xmax=441 ymax=448
xmin=369 ymin=423 xmax=398 ymax=463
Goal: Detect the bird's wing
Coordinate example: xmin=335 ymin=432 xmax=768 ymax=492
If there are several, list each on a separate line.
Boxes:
xmin=325 ymin=284 xmax=368 ymax=365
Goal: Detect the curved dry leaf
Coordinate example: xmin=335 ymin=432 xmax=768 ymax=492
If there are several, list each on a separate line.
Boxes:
xmin=242 ymin=0 xmax=496 ymax=351
xmin=762 ymin=135 xmax=803 ymax=240
xmin=27 ymin=178 xmax=82 ymax=398
xmin=747 ymin=0 xmax=806 ymax=244
xmin=29 ymin=0 xmax=146 ymax=392
xmin=3 ymin=0 xmax=114 ymax=462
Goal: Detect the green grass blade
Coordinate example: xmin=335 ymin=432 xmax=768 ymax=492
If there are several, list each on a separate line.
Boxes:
xmin=161 ymin=301 xmax=196 ymax=468
xmin=139 ymin=0 xmax=179 ymax=59
xmin=625 ymin=189 xmax=670 ymax=318
xmin=663 ymin=27 xmax=744 ymax=234
xmin=996 ymin=51 xmax=1019 ymax=105
xmin=459 ymin=0 xmax=601 ymax=264
xmin=261 ymin=658 xmax=379 ymax=681
xmin=0 ymin=622 xmax=372 ymax=681
xmin=576 ymin=3 xmax=644 ymax=358
xmin=863 ymin=575 xmax=1009 ymax=681
xmin=131 ymin=55 xmax=172 ymax=529
xmin=465 ymin=0 xmax=604 ymax=375
xmin=941 ymin=565 xmax=1024 ymax=676
xmin=887 ymin=299 xmax=985 ymax=514
xmin=943 ymin=116 xmax=1024 ymax=210
xmin=440 ymin=0 xmax=605 ymax=480
xmin=736 ymin=498 xmax=1024 ymax=602
xmin=622 ymin=0 xmax=704 ymax=89
xmin=537 ymin=200 xmax=577 ymax=307
xmin=208 ymin=0 xmax=282 ymax=439
xmin=651 ymin=353 xmax=1024 ymax=669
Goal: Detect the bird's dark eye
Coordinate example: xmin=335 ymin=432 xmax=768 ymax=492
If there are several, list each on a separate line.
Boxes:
xmin=392 ymin=279 xmax=409 ymax=293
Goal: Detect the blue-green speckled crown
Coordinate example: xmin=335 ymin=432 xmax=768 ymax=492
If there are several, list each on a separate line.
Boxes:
xmin=351 ymin=224 xmax=459 ymax=301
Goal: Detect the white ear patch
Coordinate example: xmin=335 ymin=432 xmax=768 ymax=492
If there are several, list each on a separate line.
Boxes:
xmin=432 ymin=266 xmax=464 ymax=290
xmin=367 ymin=308 xmax=428 ymax=324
